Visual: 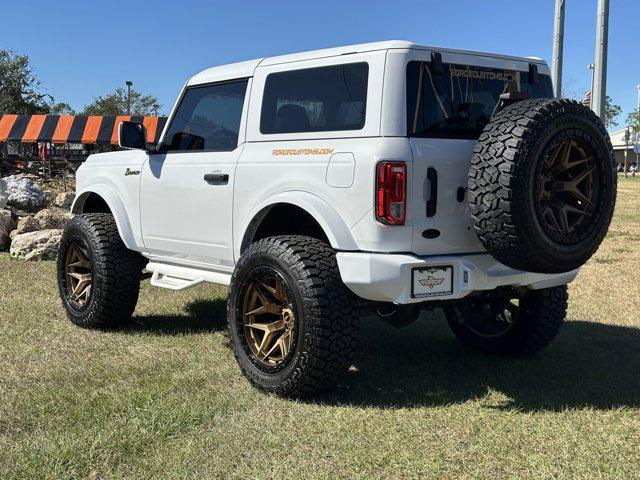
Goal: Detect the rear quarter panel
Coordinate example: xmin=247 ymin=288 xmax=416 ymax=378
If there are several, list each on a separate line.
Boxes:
xmin=235 ymin=50 xmax=416 ymax=257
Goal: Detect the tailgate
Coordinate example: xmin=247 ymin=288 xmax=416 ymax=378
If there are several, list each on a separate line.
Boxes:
xmin=409 ymin=137 xmax=484 ymax=255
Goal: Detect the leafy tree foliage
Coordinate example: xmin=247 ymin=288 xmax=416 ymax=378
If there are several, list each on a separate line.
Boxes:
xmin=627 ymin=109 xmax=640 ymax=131
xmin=626 ymin=109 xmax=640 ymax=145
xmin=0 ymin=50 xmax=52 ymax=114
xmin=47 ymin=101 xmax=76 ymax=115
xmin=82 ymin=88 xmax=161 ymax=116
xmin=604 ymin=95 xmax=622 ymax=129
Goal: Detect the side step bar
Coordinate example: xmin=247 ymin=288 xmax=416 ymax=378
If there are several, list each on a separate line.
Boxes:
xmin=146 ymin=262 xmax=232 ymax=291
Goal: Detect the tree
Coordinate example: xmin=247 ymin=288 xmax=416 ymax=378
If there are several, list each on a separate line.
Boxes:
xmin=604 ymin=95 xmax=622 ymax=129
xmin=82 ymin=87 xmax=161 ymax=116
xmin=0 ymin=50 xmax=52 ymax=114
xmin=47 ymin=100 xmax=76 ymax=115
xmin=627 ymin=109 xmax=640 ymax=145
xmin=627 ymin=108 xmax=640 ymax=131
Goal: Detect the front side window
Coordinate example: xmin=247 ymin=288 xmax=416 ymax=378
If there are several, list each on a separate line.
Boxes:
xmin=406 ymin=61 xmax=553 ymax=139
xmin=163 ymin=80 xmax=248 ymax=151
xmin=260 ymin=63 xmax=369 ymax=134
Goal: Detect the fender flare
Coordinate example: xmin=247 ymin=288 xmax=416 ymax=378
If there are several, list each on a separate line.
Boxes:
xmin=237 ymin=191 xmax=359 ymax=259
xmin=71 ymin=184 xmax=137 ymax=250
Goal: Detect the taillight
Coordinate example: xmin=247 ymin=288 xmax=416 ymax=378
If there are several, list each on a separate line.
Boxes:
xmin=376 ymin=161 xmax=407 ymax=225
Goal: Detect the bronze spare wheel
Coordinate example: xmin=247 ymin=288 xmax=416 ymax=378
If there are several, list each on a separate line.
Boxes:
xmin=536 ymin=135 xmax=601 ymax=244
xmin=468 ymin=98 xmax=616 ymax=274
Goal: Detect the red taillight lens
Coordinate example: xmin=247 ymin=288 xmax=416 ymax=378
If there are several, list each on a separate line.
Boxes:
xmin=376 ymin=161 xmax=407 ymax=225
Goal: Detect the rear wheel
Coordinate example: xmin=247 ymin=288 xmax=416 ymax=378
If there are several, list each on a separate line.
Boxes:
xmin=57 ymin=213 xmax=144 ymax=328
xmin=227 ymin=235 xmax=358 ymax=397
xmin=444 ymin=286 xmax=568 ymax=356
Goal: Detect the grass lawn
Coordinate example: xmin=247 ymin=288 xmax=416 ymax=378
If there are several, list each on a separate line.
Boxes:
xmin=1 ymin=178 xmax=639 ymax=479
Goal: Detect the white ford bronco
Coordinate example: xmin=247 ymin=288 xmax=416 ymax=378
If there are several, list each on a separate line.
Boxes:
xmin=57 ymin=41 xmax=616 ymax=396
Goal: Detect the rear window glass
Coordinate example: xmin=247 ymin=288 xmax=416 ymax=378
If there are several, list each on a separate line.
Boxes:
xmin=406 ymin=61 xmax=553 ymax=139
xmin=260 ymin=63 xmax=368 ymax=134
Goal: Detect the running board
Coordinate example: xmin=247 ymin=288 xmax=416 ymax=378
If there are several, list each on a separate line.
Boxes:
xmin=146 ymin=262 xmax=232 ymax=291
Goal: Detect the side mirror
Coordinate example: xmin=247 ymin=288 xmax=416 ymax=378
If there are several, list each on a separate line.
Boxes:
xmin=118 ymin=121 xmax=147 ymax=150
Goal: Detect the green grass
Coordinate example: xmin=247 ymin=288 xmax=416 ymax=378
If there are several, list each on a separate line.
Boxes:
xmin=1 ymin=179 xmax=640 ymax=479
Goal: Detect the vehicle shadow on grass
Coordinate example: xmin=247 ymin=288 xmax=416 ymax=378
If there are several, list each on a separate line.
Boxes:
xmin=320 ymin=311 xmax=640 ymax=412
xmin=122 ymin=298 xmax=228 ymax=335
xmin=120 ymin=299 xmax=639 ymax=411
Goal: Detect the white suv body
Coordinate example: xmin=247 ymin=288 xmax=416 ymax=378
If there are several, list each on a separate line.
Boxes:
xmin=72 ymin=41 xmax=577 ymax=305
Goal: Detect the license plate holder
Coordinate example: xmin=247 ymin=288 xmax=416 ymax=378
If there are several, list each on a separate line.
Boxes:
xmin=411 ymin=265 xmax=454 ymax=298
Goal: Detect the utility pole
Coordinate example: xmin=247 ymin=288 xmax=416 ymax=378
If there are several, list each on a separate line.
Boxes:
xmin=624 ymin=127 xmax=629 ymax=178
xmin=633 ymin=85 xmax=640 ymax=167
xmin=592 ymin=0 xmax=609 ymax=121
xmin=126 ymin=80 xmax=133 ymax=115
xmin=551 ymin=0 xmax=566 ymax=98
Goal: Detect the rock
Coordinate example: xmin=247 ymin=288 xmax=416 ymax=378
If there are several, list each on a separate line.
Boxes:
xmin=10 ymin=229 xmax=62 ymax=260
xmin=43 ymin=190 xmax=54 ymax=207
xmin=0 ymin=178 xmax=7 ymax=209
xmin=12 ymin=215 xmax=39 ymax=237
xmin=54 ymin=191 xmax=75 ymax=209
xmin=35 ymin=208 xmax=72 ymax=230
xmin=0 ymin=209 xmax=15 ymax=250
xmin=4 ymin=175 xmax=47 ymax=212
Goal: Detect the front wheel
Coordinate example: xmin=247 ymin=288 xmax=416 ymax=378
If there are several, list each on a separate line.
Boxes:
xmin=444 ymin=286 xmax=568 ymax=356
xmin=57 ymin=213 xmax=144 ymax=328
xmin=227 ymin=235 xmax=358 ymax=397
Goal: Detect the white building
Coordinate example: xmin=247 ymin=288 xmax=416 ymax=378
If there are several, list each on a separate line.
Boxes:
xmin=610 ymin=126 xmax=639 ymax=166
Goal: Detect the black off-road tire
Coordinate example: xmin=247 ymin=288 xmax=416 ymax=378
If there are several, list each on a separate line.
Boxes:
xmin=57 ymin=213 xmax=144 ymax=328
xmin=227 ymin=235 xmax=359 ymax=397
xmin=469 ymin=98 xmax=616 ymax=273
xmin=444 ymin=286 xmax=568 ymax=356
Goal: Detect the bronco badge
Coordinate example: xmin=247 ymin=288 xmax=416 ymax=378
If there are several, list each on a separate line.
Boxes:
xmin=125 ymin=168 xmax=140 ymax=176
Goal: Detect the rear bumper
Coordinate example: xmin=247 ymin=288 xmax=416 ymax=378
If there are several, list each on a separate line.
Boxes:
xmin=336 ymin=252 xmax=578 ymax=304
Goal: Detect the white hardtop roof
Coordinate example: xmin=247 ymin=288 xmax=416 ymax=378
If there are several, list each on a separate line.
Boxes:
xmin=187 ymin=40 xmax=548 ymax=86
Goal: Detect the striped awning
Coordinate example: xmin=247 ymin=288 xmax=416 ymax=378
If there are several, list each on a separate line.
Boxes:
xmin=0 ymin=114 xmax=167 ymax=144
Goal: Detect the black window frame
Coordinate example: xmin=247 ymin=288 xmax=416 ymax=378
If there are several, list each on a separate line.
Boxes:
xmin=259 ymin=62 xmax=370 ymax=135
xmin=160 ymin=78 xmax=249 ymax=154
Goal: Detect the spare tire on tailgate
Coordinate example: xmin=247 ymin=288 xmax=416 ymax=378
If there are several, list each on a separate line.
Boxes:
xmin=468 ymin=98 xmax=616 ymax=274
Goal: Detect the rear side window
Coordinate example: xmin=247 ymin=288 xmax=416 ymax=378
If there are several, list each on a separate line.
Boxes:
xmin=163 ymin=80 xmax=248 ymax=151
xmin=260 ymin=63 xmax=369 ymax=134
xmin=406 ymin=61 xmax=553 ymax=139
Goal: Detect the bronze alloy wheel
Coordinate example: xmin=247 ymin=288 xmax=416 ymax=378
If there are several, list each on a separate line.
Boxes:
xmin=64 ymin=241 xmax=93 ymax=310
xmin=241 ymin=268 xmax=297 ymax=367
xmin=536 ymin=135 xmax=601 ymax=243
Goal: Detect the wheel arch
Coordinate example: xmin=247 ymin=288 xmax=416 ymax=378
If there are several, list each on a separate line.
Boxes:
xmin=237 ymin=192 xmax=359 ymax=258
xmin=71 ymin=185 xmax=137 ymax=250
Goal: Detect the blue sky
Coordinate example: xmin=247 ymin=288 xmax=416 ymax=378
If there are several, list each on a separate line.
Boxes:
xmin=2 ymin=0 xmax=638 ymax=128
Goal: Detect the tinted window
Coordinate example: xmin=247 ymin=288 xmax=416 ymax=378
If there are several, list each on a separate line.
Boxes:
xmin=260 ymin=63 xmax=368 ymax=134
xmin=163 ymin=80 xmax=247 ymax=151
xmin=406 ymin=62 xmax=553 ymax=139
